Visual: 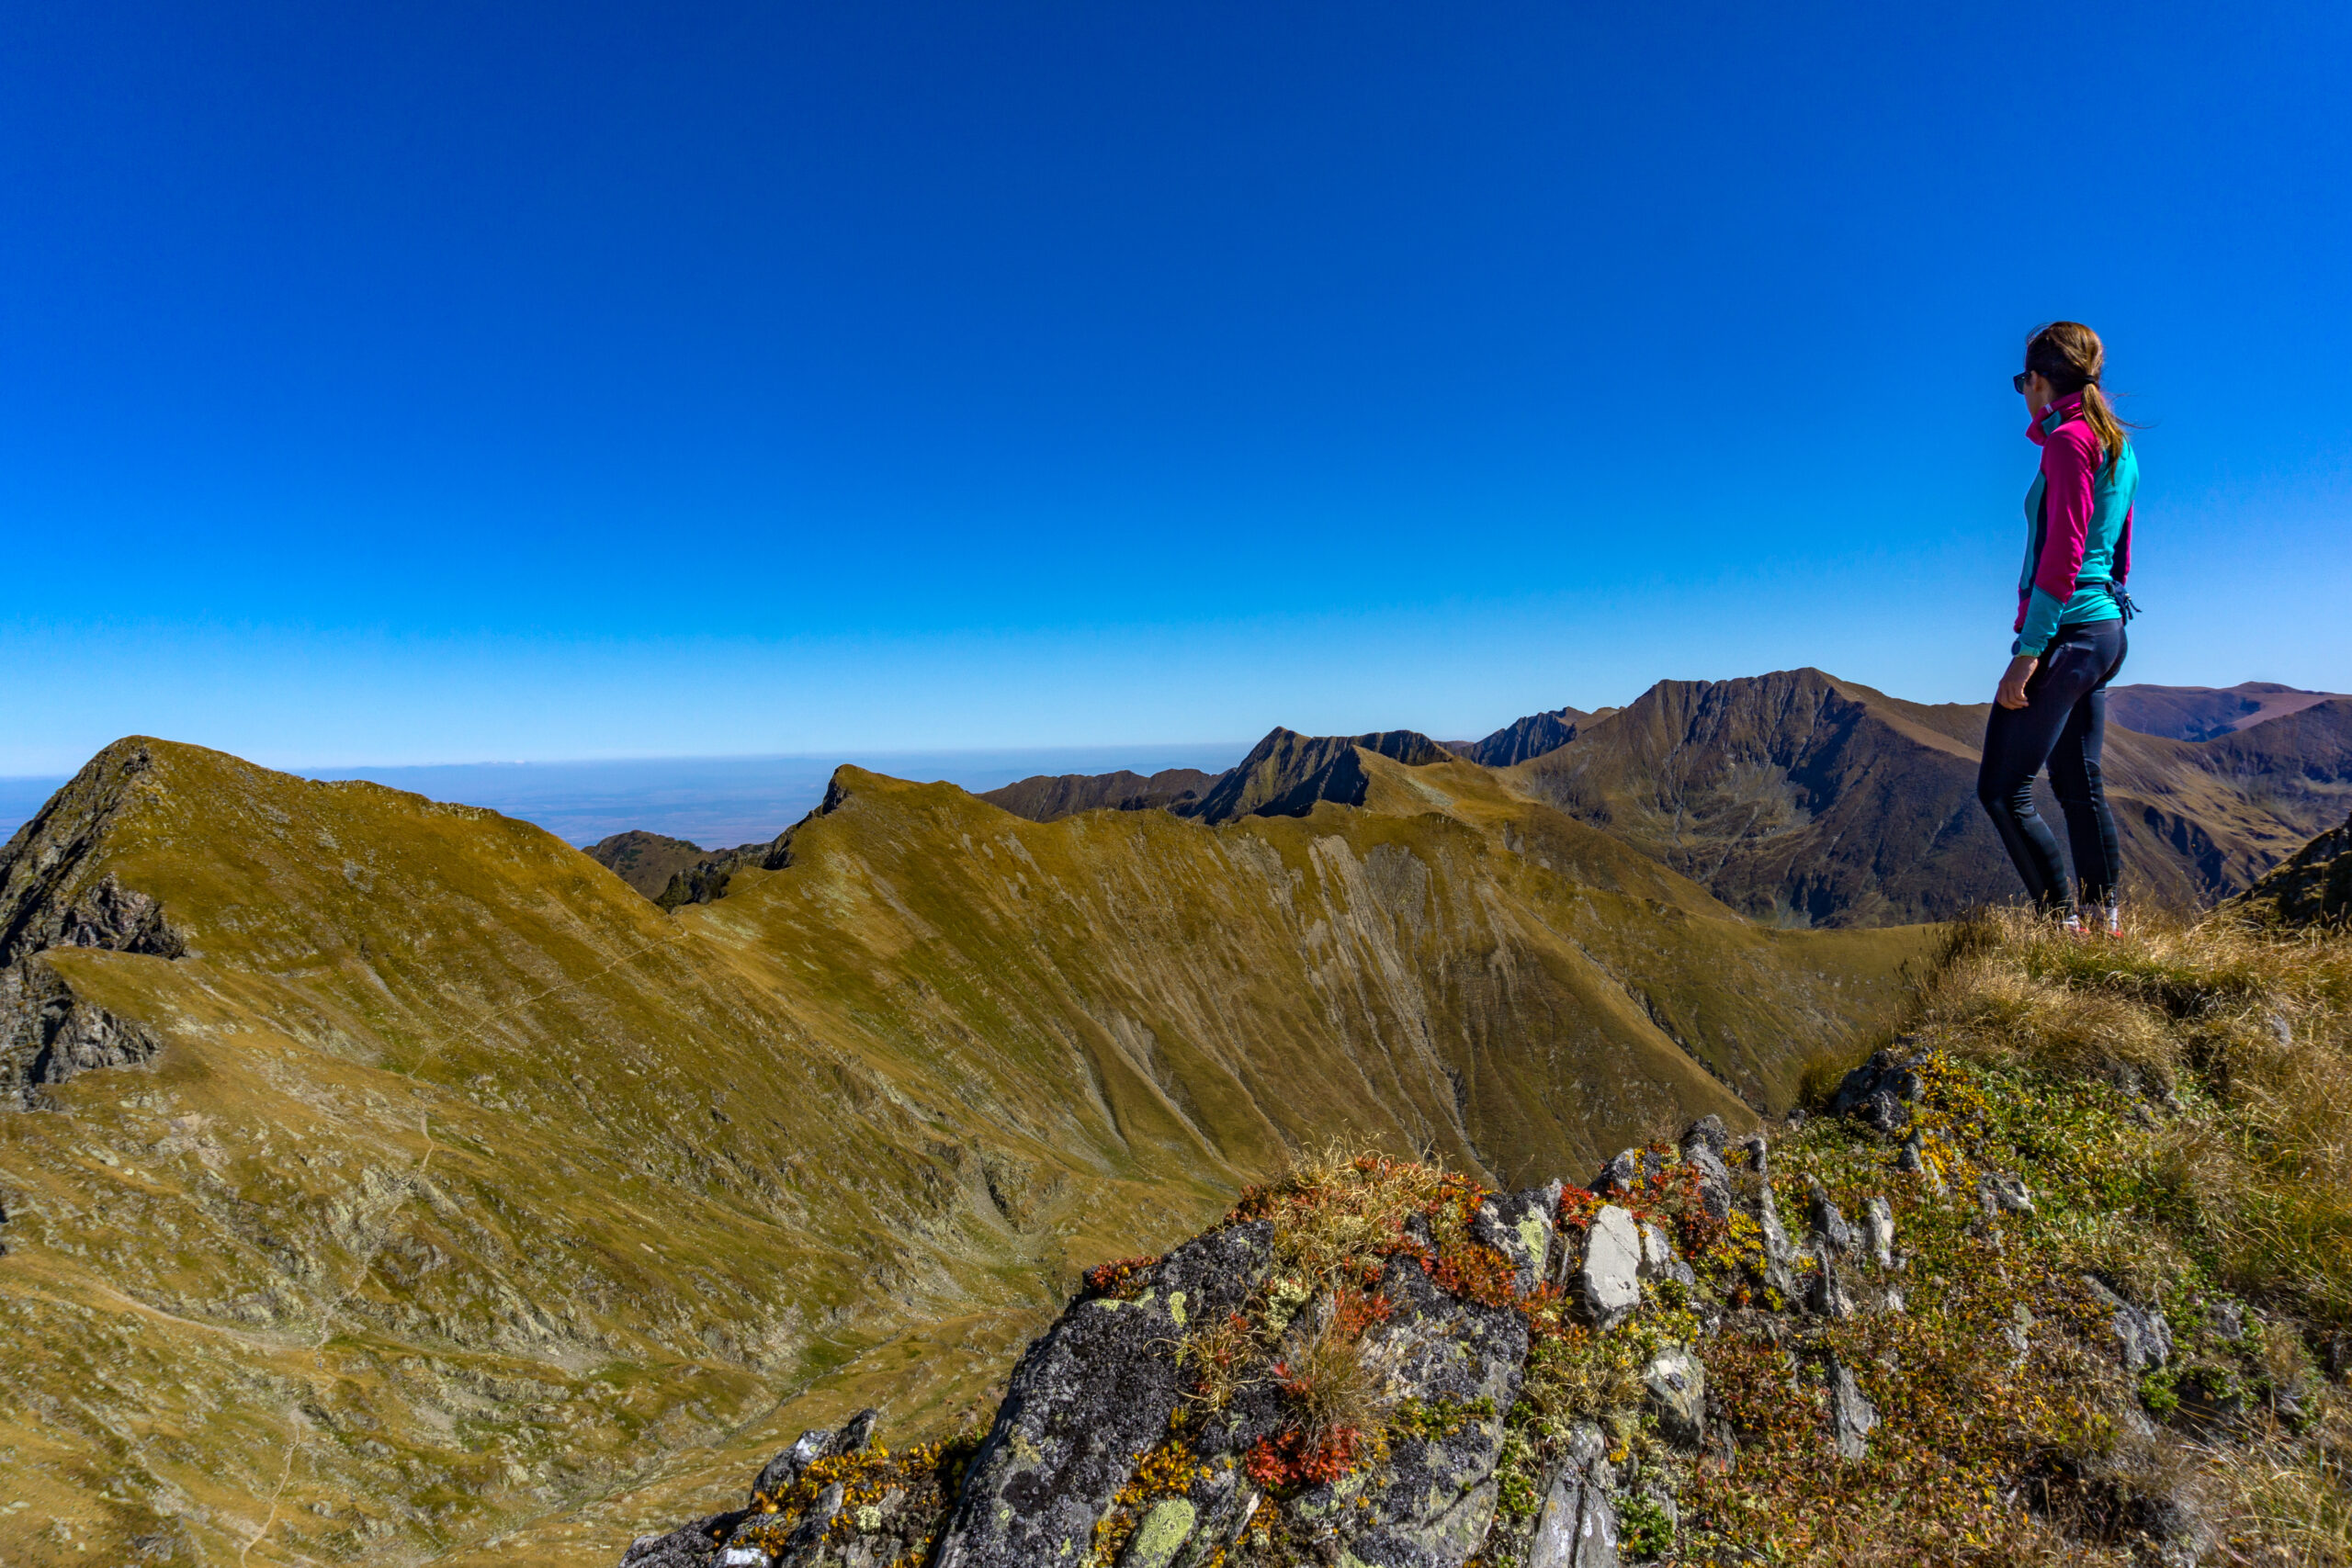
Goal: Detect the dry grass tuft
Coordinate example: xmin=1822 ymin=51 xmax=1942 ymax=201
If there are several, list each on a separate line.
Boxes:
xmin=1906 ymin=906 xmax=2352 ymax=1325
xmin=1238 ymin=1139 xmax=1455 ymax=1295
xmin=1175 ymin=1310 xmax=1258 ymax=1415
xmin=2196 ymin=1399 xmax=2352 ymax=1566
xmin=1277 ymin=1290 xmax=1390 ymax=1449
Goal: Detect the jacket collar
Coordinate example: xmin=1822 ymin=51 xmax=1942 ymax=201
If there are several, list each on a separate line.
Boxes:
xmin=2029 ymin=389 xmax=2087 ymax=445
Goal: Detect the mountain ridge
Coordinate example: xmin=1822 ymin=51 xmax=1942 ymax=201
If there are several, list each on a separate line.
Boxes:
xmin=972 ymin=671 xmax=2352 ymax=926
xmin=0 ymin=733 xmax=1932 ymax=1565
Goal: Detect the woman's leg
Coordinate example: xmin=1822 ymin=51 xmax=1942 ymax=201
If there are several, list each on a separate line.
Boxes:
xmin=2047 ymin=622 xmax=2128 ymax=910
xmin=1978 ymin=704 xmax=2073 ymax=912
xmin=1977 ymin=628 xmax=2110 ymax=914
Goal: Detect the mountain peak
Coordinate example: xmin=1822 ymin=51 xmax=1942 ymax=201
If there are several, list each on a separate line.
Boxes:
xmin=1180 ymin=727 xmax=1453 ymax=824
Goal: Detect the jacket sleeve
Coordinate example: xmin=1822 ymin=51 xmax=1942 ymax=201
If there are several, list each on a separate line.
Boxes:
xmin=2018 ymin=423 xmax=2099 ymax=655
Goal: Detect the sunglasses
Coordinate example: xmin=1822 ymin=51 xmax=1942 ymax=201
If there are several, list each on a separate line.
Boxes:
xmin=2013 ymin=371 xmax=2033 ymax=393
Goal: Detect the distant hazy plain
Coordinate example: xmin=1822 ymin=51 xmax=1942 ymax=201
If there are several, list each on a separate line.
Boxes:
xmin=0 ymin=746 xmax=1246 ymax=850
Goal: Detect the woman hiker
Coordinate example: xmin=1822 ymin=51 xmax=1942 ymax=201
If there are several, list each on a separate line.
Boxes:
xmin=1976 ymin=321 xmax=2139 ymax=935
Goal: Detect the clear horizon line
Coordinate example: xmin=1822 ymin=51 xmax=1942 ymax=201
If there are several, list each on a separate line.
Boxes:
xmin=0 ymin=738 xmax=1268 ymax=784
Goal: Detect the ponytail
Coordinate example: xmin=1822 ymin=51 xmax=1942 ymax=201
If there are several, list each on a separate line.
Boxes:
xmin=2075 ymin=385 xmax=2131 ymax=477
xmin=2025 ymin=321 xmax=2134 ymax=476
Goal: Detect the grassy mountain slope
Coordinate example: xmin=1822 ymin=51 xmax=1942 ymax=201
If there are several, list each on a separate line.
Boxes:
xmin=624 ymin=890 xmax=2352 ymax=1568
xmin=0 ymin=739 xmax=1933 ymax=1567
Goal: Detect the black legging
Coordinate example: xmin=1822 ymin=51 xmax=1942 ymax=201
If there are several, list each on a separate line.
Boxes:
xmin=1977 ymin=618 xmax=2127 ymax=914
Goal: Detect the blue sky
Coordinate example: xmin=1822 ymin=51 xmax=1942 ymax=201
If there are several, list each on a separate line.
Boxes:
xmin=5 ymin=0 xmax=2347 ymax=773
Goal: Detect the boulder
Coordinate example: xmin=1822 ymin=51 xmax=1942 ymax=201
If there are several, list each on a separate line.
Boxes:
xmin=1473 ymin=1183 xmax=1562 ymax=1296
xmin=1826 ymin=1357 xmax=1877 ymax=1460
xmin=1894 ymin=1130 xmax=1945 ymax=1194
xmin=623 ymin=1510 xmax=750 ymax=1568
xmin=1679 ymin=1117 xmax=1735 ymax=1221
xmin=752 ymin=1430 xmax=830 ymax=1505
xmin=1751 ymin=1171 xmax=1800 ymax=1305
xmin=2085 ymin=1277 xmax=2172 ymax=1375
xmin=1579 ymin=1206 xmax=1642 ymax=1328
xmin=1641 ymin=1348 xmax=1706 ymax=1447
xmin=1828 ymin=1049 xmax=1925 ymax=1135
xmin=932 ymin=1221 xmax=1272 ymax=1568
xmin=1804 ymin=1182 xmax=1855 ymax=1258
xmin=1805 ymin=1244 xmax=1854 ymax=1321
xmin=1591 ymin=1147 xmax=1664 ymax=1197
xmin=1636 ymin=1222 xmax=1693 ymax=1290
xmin=1862 ymin=1197 xmax=1894 ymax=1272
xmin=1298 ymin=1253 xmax=1531 ymax=1567
xmin=1527 ymin=1424 xmax=1621 ymax=1568
xmin=1978 ymin=1170 xmax=2035 ymax=1217
xmin=750 ymin=1414 xmax=877 ymax=1506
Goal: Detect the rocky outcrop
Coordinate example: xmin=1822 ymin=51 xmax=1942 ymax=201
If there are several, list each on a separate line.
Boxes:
xmin=0 ymin=740 xmax=186 ymax=968
xmin=651 ymin=776 xmax=865 ymax=908
xmin=0 ymin=743 xmax=183 ymax=1106
xmin=616 ymin=1129 xmax=1947 ymax=1568
xmin=938 ymin=1223 xmax=1274 ymax=1566
xmin=0 ymin=954 xmax=164 ymax=1109
xmin=620 ymin=1028 xmax=2289 ymax=1568
xmin=1826 ymin=1046 xmax=1926 ymax=1135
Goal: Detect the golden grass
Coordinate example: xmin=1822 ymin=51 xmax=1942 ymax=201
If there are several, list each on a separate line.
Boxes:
xmin=1905 ymin=906 xmax=2352 ymax=1326
xmin=2196 ymin=1399 xmax=2352 ymax=1566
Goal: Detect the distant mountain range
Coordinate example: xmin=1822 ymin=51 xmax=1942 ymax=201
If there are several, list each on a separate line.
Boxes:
xmin=2105 ymin=680 xmax=2346 ymax=740
xmin=923 ymin=674 xmax=2350 ymax=927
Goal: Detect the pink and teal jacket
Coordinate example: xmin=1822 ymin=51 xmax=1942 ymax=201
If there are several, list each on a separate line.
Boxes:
xmin=2014 ymin=391 xmax=2137 ymax=656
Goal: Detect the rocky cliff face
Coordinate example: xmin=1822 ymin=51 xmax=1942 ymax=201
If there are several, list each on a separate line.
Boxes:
xmin=0 ymin=743 xmax=185 ymax=1108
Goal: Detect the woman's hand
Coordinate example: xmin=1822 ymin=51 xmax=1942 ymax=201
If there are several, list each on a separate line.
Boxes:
xmin=1996 ymin=653 xmax=2040 ymax=710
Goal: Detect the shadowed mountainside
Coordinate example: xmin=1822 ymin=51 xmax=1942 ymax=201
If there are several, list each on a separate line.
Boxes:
xmin=2108 ymin=680 xmax=2347 ymax=741
xmin=0 ymin=737 xmax=1932 ymax=1567
xmin=1442 ymin=705 xmax=1590 ymax=768
xmin=1174 ymin=728 xmax=1453 ymax=824
xmin=587 ymin=829 xmax=718 ymax=899
xmin=976 ymin=767 xmax=1215 ymax=823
